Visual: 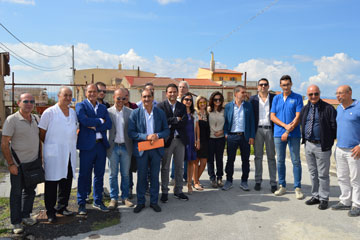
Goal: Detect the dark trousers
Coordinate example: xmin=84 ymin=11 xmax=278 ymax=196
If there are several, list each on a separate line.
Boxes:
xmin=45 ymin=160 xmax=73 ymax=217
xmin=225 ymin=134 xmax=250 ymax=182
xmin=77 ymin=142 xmax=107 ymax=205
xmin=207 ymin=137 xmax=225 ymax=181
xmin=136 ymin=149 xmax=162 ymax=205
xmin=10 ymin=167 xmax=37 ymax=225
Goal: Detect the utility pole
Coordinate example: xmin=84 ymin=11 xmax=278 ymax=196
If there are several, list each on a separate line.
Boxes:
xmin=0 ymin=52 xmax=10 ymax=128
xmin=71 ymin=45 xmax=75 ymax=84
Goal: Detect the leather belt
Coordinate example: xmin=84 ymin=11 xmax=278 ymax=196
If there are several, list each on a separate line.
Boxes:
xmin=229 ymin=132 xmax=244 ymax=136
xmin=258 ymin=126 xmax=272 ymax=129
xmin=115 ymin=142 xmax=125 ymax=146
xmin=175 ymin=135 xmax=181 ymax=139
xmin=96 ymin=139 xmax=103 ymax=143
xmin=306 ymin=139 xmax=321 ymax=144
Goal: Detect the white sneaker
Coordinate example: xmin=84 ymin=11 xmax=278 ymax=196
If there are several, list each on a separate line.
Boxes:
xmin=12 ymin=224 xmax=24 ymax=234
xmin=295 ymin=188 xmax=304 ymax=200
xmin=274 ymin=185 xmax=286 ymax=196
xmin=22 ymin=217 xmax=37 ymax=226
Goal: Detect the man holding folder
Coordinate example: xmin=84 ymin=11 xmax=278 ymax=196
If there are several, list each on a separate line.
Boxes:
xmin=128 ymin=89 xmax=170 ymax=213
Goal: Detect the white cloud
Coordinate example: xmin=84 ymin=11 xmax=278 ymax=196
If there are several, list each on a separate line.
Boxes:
xmin=234 ymin=59 xmax=300 ymax=91
xmin=292 ymin=54 xmax=313 ymax=62
xmin=157 ymin=0 xmax=183 ymax=5
xmin=302 ymin=53 xmax=360 ymax=97
xmin=2 ymin=42 xmax=205 ymax=85
xmin=1 ymin=0 xmax=35 ymax=5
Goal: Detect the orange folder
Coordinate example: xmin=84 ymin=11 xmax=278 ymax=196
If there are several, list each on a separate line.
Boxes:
xmin=138 ymin=138 xmax=165 ymax=152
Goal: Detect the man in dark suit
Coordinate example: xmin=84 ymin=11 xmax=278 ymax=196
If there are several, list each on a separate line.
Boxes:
xmin=76 ymin=84 xmax=112 ymax=215
xmin=249 ymin=78 xmax=277 ymax=193
xmin=222 ymin=85 xmax=255 ymax=191
xmin=157 ymin=83 xmax=188 ymax=203
xmin=128 ymin=89 xmax=170 ymax=213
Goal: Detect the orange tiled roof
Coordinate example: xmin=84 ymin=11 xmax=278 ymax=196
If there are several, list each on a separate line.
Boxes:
xmin=124 ymin=76 xmax=179 ymax=87
xmin=200 ymin=68 xmax=243 ymax=74
xmin=175 ymin=78 xmax=221 ymax=87
xmin=322 ymin=98 xmax=340 ymax=105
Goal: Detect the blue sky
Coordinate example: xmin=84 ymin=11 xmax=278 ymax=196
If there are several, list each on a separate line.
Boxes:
xmin=1 ymin=0 xmax=360 ymax=98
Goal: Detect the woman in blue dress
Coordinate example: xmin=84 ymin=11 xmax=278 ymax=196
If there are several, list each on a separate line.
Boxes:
xmin=181 ymin=93 xmax=200 ymax=194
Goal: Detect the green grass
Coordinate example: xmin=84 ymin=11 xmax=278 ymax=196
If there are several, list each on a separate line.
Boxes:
xmin=0 ymin=197 xmax=10 ymax=234
xmin=91 ymin=217 xmax=120 ymax=231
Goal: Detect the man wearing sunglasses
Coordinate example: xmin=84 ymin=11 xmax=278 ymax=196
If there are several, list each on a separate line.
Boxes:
xmin=96 ymin=81 xmax=111 ymax=109
xmin=1 ymin=93 xmax=39 ymax=234
xmin=250 ymin=78 xmax=277 ymax=193
xmin=300 ymin=85 xmax=337 ymax=210
xmin=107 ymin=88 xmax=134 ymax=210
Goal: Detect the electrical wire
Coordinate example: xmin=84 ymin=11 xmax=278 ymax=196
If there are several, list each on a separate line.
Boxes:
xmin=0 ymin=43 xmax=67 ymax=72
xmin=0 ymin=23 xmax=70 ymax=58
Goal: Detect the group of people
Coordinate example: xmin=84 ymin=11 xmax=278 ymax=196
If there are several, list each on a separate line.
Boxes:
xmin=1 ymin=75 xmax=360 ymax=235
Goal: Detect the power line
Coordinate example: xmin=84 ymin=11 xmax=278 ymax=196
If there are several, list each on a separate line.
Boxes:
xmin=0 ymin=43 xmax=67 ymax=72
xmin=0 ymin=22 xmax=70 ymax=58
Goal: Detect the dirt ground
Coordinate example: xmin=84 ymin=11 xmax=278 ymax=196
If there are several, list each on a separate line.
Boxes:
xmin=0 ymin=188 xmax=121 ymax=240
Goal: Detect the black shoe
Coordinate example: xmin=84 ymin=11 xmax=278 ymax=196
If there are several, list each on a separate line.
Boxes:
xmin=48 ymin=216 xmax=57 ymax=224
xmin=160 ymin=193 xmax=168 ymax=203
xmin=134 ymin=204 xmax=145 ymax=213
xmin=318 ymin=200 xmax=328 ymax=210
xmin=174 ymin=193 xmax=189 ymax=201
xmin=150 ymin=204 xmax=162 ymax=212
xmin=271 ymin=186 xmax=277 ymax=193
xmin=57 ymin=208 xmax=74 ymax=216
xmin=254 ymin=183 xmax=261 ymax=191
xmin=305 ymin=197 xmax=321 ymax=205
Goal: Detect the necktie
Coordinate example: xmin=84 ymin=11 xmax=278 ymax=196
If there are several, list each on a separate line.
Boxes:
xmin=305 ymin=105 xmax=314 ymax=138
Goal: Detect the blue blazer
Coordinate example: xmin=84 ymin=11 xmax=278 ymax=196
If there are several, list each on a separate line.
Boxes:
xmin=76 ymin=100 xmax=112 ymax=150
xmin=223 ymin=101 xmax=255 ymax=142
xmin=128 ymin=106 xmax=170 ymax=157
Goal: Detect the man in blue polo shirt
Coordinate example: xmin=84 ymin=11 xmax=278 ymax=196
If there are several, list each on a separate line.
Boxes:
xmin=331 ymin=85 xmax=360 ymax=217
xmin=270 ymin=75 xmax=304 ymax=199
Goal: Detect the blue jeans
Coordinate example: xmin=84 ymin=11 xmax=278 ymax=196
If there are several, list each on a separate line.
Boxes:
xmin=274 ymin=137 xmax=302 ymax=189
xmin=225 ymin=134 xmax=250 ymax=182
xmin=109 ymin=144 xmax=131 ymax=200
xmin=10 ymin=167 xmax=37 ymax=225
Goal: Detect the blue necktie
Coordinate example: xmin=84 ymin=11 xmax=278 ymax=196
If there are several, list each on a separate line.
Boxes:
xmin=305 ymin=105 xmax=314 ymax=139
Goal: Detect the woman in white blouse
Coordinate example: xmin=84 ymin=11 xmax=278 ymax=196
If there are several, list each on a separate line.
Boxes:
xmin=207 ymin=91 xmax=226 ymax=188
xmin=39 ymin=86 xmax=78 ymax=223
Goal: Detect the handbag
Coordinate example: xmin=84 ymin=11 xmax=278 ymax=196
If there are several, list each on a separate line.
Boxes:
xmin=11 ymin=115 xmax=45 ymax=188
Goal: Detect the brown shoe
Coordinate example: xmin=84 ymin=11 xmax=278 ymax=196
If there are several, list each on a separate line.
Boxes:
xmin=122 ymin=199 xmax=134 ymax=207
xmin=108 ymin=199 xmax=118 ymax=210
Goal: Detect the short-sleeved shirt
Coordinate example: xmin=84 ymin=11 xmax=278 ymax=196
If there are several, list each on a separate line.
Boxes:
xmin=2 ymin=111 xmax=39 ymax=166
xmin=271 ymin=91 xmax=303 ymax=138
xmin=336 ymin=100 xmax=360 ymax=148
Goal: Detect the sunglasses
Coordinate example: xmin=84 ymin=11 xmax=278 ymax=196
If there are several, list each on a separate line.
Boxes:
xmin=99 ymin=90 xmax=107 ymax=94
xmin=308 ymin=92 xmax=319 ymax=97
xmin=184 ymin=98 xmax=192 ymax=102
xmin=116 ymin=97 xmax=126 ymax=101
xmin=22 ymin=100 xmax=35 ymax=104
xmin=259 ymin=83 xmax=269 ymax=87
xmin=281 ymin=83 xmax=291 ymax=87
xmin=213 ymin=98 xmax=222 ymax=102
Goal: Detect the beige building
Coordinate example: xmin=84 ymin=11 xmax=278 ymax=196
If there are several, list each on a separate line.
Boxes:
xmin=74 ymin=63 xmax=156 ymax=102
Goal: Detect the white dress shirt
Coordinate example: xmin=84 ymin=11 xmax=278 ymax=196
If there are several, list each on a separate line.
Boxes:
xmin=258 ymin=94 xmax=271 ymax=126
xmin=114 ymin=108 xmax=125 ymax=144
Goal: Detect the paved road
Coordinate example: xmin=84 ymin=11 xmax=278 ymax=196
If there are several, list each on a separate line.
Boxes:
xmin=53 ymin=154 xmax=360 ymax=240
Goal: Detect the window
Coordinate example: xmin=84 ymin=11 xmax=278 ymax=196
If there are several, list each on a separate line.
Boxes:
xmin=219 ymin=77 xmax=224 ymax=81
xmin=230 ymin=77 xmax=236 ymax=81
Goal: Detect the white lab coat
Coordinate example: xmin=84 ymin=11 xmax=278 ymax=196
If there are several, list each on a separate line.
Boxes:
xmin=38 ymin=104 xmax=78 ymax=181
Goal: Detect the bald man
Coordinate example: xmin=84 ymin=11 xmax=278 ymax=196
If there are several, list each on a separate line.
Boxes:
xmin=332 ymin=85 xmax=360 ymax=217
xmin=300 ymin=85 xmax=337 ymax=210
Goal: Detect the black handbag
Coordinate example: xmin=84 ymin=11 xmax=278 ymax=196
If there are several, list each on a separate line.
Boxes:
xmin=11 ymin=115 xmax=45 ymax=188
